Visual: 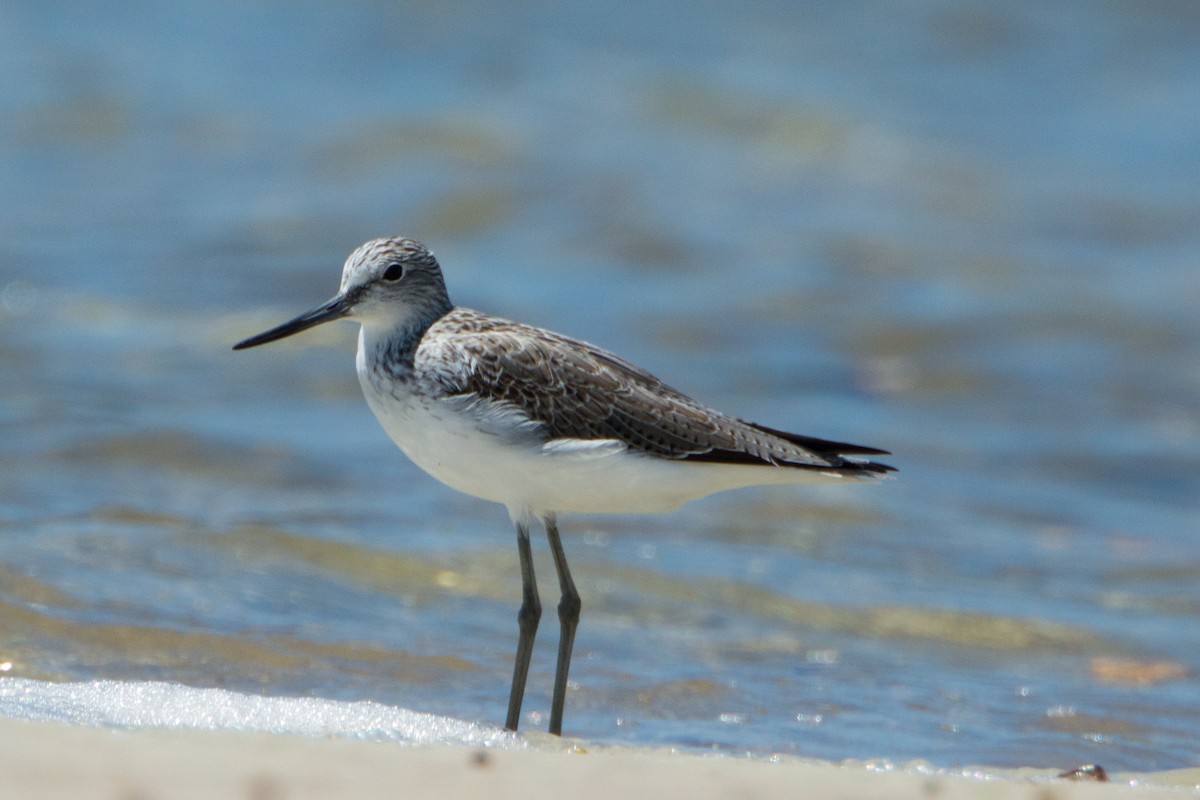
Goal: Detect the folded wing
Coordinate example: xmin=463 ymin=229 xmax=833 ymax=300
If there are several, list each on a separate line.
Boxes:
xmin=425 ymin=311 xmax=894 ymax=477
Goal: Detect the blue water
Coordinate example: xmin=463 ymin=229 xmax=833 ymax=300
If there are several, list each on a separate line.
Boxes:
xmin=2 ymin=0 xmax=1199 ymax=774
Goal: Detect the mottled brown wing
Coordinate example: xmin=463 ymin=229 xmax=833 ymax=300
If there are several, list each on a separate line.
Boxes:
xmin=433 ymin=319 xmax=892 ymax=473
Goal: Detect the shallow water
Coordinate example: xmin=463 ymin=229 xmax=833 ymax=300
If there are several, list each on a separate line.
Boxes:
xmin=2 ymin=0 xmax=1199 ymax=773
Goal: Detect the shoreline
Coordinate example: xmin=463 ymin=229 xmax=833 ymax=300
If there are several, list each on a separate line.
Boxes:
xmin=2 ymin=716 xmax=1196 ymax=799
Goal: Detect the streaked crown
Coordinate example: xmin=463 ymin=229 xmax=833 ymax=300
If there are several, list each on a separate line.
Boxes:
xmin=341 ymin=237 xmax=452 ymax=327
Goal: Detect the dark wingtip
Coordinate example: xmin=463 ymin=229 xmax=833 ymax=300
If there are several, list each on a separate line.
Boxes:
xmin=751 ymin=422 xmax=892 ymax=458
xmin=853 ymin=458 xmax=897 ymax=475
xmin=685 ymin=421 xmax=897 ymax=475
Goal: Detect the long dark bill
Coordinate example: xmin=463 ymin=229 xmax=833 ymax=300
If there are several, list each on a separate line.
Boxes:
xmin=232 ymin=294 xmax=352 ymax=350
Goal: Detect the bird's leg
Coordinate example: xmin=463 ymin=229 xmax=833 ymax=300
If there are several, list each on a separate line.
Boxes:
xmin=505 ymin=519 xmax=541 ymax=732
xmin=544 ymin=514 xmax=581 ymax=737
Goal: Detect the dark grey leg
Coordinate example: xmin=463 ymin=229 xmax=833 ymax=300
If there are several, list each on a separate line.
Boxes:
xmin=505 ymin=519 xmax=541 ymax=732
xmin=544 ymin=514 xmax=581 ymax=736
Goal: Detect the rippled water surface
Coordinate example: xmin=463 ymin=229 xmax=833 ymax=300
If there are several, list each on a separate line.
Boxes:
xmin=2 ymin=0 xmax=1199 ymax=773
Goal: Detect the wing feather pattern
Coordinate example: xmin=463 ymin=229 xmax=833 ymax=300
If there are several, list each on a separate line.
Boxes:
xmin=422 ymin=309 xmax=894 ymax=477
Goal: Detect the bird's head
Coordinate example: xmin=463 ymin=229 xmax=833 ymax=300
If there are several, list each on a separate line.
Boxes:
xmin=233 ymin=237 xmax=451 ymax=350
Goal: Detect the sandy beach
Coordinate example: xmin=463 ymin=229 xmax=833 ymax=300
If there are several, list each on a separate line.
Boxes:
xmin=1 ymin=716 xmax=1195 ymax=800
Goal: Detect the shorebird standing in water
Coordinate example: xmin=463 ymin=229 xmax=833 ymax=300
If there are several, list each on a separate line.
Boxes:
xmin=233 ymin=237 xmax=894 ymax=736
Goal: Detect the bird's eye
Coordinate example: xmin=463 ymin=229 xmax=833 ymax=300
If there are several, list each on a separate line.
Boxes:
xmin=382 ymin=263 xmax=404 ymax=281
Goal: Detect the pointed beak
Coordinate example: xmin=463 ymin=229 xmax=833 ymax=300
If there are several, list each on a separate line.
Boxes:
xmin=232 ymin=293 xmax=353 ymax=350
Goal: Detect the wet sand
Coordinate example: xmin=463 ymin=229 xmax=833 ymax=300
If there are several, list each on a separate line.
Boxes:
xmin=2 ymin=717 xmax=1195 ymax=800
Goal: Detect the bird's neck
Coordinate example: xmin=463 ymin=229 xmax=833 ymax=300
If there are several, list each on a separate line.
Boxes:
xmin=358 ymin=304 xmax=451 ymax=382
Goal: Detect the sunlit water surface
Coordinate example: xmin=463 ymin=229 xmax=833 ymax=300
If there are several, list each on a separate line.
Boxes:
xmin=2 ymin=0 xmax=1199 ymax=774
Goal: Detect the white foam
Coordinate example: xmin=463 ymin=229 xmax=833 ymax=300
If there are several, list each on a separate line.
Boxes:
xmin=0 ymin=678 xmax=522 ymax=748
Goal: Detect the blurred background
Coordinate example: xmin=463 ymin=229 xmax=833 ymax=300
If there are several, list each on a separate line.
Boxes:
xmin=2 ymin=0 xmax=1199 ymax=772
